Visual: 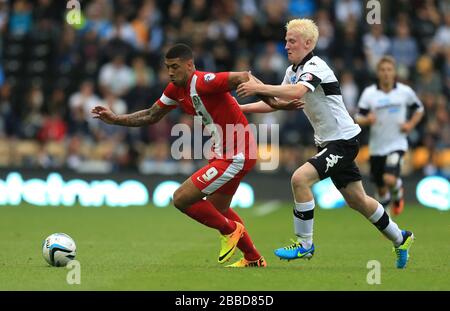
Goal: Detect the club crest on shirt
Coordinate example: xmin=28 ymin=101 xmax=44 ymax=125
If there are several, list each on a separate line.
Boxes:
xmin=204 ymin=73 xmax=216 ymax=82
xmin=300 ymin=73 xmax=313 ymax=82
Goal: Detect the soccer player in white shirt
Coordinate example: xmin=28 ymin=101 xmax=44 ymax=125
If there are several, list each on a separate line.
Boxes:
xmin=238 ymin=19 xmax=414 ymax=268
xmin=355 ymin=56 xmax=424 ymax=216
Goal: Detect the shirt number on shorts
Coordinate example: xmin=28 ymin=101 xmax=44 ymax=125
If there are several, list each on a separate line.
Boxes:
xmin=202 ymin=167 xmax=218 ymax=182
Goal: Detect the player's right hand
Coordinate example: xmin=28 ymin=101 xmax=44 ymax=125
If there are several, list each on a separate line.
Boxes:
xmin=367 ymin=112 xmax=376 ymax=124
xmin=91 ymin=106 xmax=117 ymax=124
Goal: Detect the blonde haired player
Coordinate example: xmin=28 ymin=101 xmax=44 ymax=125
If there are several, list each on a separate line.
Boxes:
xmin=238 ymin=19 xmax=414 ymax=269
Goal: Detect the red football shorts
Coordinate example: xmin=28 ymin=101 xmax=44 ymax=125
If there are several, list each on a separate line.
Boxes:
xmin=191 ymin=153 xmax=256 ymax=195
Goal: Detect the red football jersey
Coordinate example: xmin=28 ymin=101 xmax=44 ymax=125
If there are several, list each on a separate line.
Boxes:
xmin=157 ymin=71 xmax=256 ymax=160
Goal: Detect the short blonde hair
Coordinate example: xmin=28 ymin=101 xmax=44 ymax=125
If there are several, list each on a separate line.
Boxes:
xmin=286 ymin=19 xmax=319 ymax=48
xmin=377 ymin=55 xmax=396 ymax=70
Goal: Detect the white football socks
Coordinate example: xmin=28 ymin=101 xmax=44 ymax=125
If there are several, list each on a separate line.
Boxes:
xmin=293 ymin=199 xmax=315 ymax=249
xmin=369 ymin=203 xmax=403 ymax=247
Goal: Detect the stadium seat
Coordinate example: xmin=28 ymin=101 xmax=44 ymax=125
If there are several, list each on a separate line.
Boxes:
xmin=435 ymin=149 xmax=450 ymax=168
xmin=412 ymin=147 xmax=430 ymax=169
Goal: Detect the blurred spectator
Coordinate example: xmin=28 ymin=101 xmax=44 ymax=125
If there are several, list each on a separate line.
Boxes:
xmin=315 ymin=9 xmax=334 ymax=61
xmin=8 ymin=0 xmax=32 ymax=37
xmin=415 ymin=55 xmax=443 ymax=94
xmin=335 ymin=0 xmax=362 ymax=24
xmin=131 ymin=0 xmax=163 ymax=52
xmin=207 ymin=3 xmax=239 ymax=42
xmin=131 ymin=56 xmax=155 ymax=88
xmin=340 ymin=71 xmax=359 ymax=116
xmin=20 ymin=85 xmax=44 ymax=139
xmin=82 ymin=0 xmax=113 ymax=40
xmin=413 ymin=2 xmax=441 ymax=53
xmin=68 ymin=80 xmax=101 ymax=137
xmin=332 ymin=19 xmax=365 ymax=72
xmin=92 ymin=94 xmax=127 ymax=143
xmin=260 ymin=0 xmax=288 ymax=43
xmin=363 ymin=24 xmax=391 ymax=74
xmin=38 ymin=112 xmax=67 ymax=143
xmin=237 ymin=14 xmax=261 ymax=53
xmin=0 ymin=83 xmax=18 ymax=137
xmin=99 ymin=54 xmax=134 ymax=97
xmin=288 ymin=0 xmax=317 ymax=18
xmin=104 ymin=14 xmax=139 ymax=50
xmin=390 ymin=20 xmax=419 ymax=73
xmin=430 ymin=11 xmax=450 ymax=56
xmin=0 ymin=0 xmax=9 ymax=34
xmin=189 ymin=0 xmax=209 ymax=22
xmin=255 ymin=42 xmax=287 ymax=84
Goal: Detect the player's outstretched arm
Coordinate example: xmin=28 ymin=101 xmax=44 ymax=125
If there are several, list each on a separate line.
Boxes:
xmin=240 ymin=99 xmax=305 ymax=113
xmin=91 ymin=103 xmax=171 ymax=127
xmin=237 ymin=75 xmax=309 ymax=101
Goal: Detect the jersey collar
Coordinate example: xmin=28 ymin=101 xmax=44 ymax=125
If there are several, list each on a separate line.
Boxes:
xmin=376 ymin=80 xmax=398 ymax=92
xmin=292 ymin=52 xmax=314 ymax=72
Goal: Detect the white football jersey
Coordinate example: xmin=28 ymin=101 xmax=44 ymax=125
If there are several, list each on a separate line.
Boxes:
xmin=282 ymin=53 xmax=361 ymax=147
xmin=357 ymin=82 xmax=424 ymax=156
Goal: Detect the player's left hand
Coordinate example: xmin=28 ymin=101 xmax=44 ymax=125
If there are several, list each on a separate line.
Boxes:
xmin=400 ymin=122 xmax=413 ymax=133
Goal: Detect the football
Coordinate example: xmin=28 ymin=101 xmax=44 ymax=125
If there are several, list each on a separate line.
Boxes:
xmin=42 ymin=233 xmax=77 ymax=267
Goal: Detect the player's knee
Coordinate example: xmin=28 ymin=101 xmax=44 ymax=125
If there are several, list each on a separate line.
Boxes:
xmin=383 ymin=174 xmax=396 ymax=187
xmin=291 ymin=170 xmax=310 ymax=189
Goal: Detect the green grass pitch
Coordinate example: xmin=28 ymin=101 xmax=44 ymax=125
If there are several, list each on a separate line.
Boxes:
xmin=0 ymin=203 xmax=448 ymax=290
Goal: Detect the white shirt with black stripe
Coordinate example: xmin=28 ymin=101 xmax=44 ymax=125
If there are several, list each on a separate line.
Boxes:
xmin=282 ymin=53 xmax=361 ymax=147
xmin=357 ymin=82 xmax=424 ymax=156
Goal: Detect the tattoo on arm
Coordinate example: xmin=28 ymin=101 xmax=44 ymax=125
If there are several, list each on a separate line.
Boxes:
xmin=116 ymin=104 xmax=170 ymax=127
xmin=228 ymin=72 xmax=249 ymax=90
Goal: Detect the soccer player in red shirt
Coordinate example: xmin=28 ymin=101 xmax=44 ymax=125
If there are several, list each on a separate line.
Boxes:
xmin=92 ymin=44 xmax=274 ymax=267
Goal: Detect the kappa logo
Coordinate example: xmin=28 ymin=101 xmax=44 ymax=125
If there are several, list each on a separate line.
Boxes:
xmin=324 ymin=154 xmax=343 ymax=173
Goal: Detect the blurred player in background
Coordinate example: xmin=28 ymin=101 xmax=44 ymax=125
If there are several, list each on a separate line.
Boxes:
xmin=355 ymin=56 xmax=424 ymax=215
xmin=238 ymin=19 xmax=414 ymax=269
xmin=92 ymin=44 xmax=292 ymax=267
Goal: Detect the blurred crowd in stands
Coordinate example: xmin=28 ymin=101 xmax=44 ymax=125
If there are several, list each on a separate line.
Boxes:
xmin=0 ymin=0 xmax=449 ymax=176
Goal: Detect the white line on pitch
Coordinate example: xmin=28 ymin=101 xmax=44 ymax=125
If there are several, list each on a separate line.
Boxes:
xmin=254 ymin=200 xmax=282 ymax=217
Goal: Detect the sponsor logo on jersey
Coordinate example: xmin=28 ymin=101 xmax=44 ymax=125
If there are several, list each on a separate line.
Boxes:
xmin=204 ymin=73 xmax=216 ymax=82
xmin=308 ymin=62 xmax=317 ymax=66
xmin=291 ymin=76 xmax=297 ymax=84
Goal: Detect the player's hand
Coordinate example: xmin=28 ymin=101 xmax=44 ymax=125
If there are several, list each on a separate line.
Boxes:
xmin=91 ymin=106 xmax=118 ymax=124
xmin=400 ymin=122 xmax=413 ymax=133
xmin=367 ymin=112 xmax=376 ymax=125
xmin=237 ymin=73 xmax=260 ymax=98
xmin=274 ymin=99 xmax=305 ymax=110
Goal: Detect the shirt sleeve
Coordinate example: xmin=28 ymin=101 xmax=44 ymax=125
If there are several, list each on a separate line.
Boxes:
xmin=357 ymin=87 xmax=372 ymax=111
xmin=196 ymin=72 xmax=230 ymax=95
xmin=297 ymin=62 xmax=325 ymax=92
xmin=156 ymin=83 xmax=178 ymax=110
xmin=405 ymin=86 xmax=424 ymax=112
